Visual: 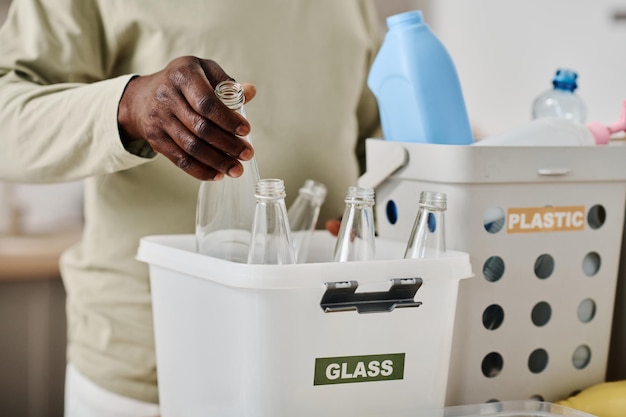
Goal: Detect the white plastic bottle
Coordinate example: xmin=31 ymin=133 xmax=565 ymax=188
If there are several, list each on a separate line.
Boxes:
xmin=475 ymin=100 xmax=626 ymax=147
xmin=532 ymin=69 xmax=587 ymax=123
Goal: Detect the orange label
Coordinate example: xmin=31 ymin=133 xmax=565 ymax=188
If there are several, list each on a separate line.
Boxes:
xmin=507 ymin=206 xmax=585 ymax=234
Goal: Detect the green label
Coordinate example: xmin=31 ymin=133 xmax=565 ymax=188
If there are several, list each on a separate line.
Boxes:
xmin=313 ymin=353 xmax=405 ymax=385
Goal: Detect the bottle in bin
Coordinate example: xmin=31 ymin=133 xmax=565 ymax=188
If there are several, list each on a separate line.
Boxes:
xmin=474 ymin=100 xmax=626 ymax=147
xmin=332 ymin=186 xmax=376 ymax=262
xmin=367 ymin=9 xmax=473 ymax=145
xmin=247 ymin=179 xmax=296 ymax=265
xmin=287 ymin=179 xmax=327 ymax=263
xmin=404 ymin=191 xmax=447 ymax=259
xmin=532 ymin=69 xmax=587 ymax=123
xmin=195 ymin=81 xmax=260 ymax=263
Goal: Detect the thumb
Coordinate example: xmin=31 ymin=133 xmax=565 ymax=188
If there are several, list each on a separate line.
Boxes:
xmin=242 ymin=82 xmax=256 ymax=104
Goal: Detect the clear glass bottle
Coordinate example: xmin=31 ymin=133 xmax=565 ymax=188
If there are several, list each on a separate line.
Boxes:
xmin=532 ymin=68 xmax=587 ymax=123
xmin=287 ymin=179 xmax=327 ymax=263
xmin=404 ymin=191 xmax=447 ymax=259
xmin=332 ymin=186 xmax=376 ymax=262
xmin=195 ymin=81 xmax=261 ymax=262
xmin=247 ymin=178 xmax=296 ymax=265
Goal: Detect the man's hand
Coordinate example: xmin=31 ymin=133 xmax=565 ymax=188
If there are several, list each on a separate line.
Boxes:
xmin=117 ymin=56 xmax=257 ymax=180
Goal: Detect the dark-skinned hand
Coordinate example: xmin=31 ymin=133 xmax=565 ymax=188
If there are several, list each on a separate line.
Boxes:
xmin=117 ymin=55 xmax=257 ymax=181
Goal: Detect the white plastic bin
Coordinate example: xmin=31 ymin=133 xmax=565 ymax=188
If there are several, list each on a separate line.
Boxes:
xmin=362 ymin=139 xmax=626 ymax=405
xmin=137 ymin=231 xmax=472 ymax=417
xmin=444 ymin=400 xmax=596 ymax=417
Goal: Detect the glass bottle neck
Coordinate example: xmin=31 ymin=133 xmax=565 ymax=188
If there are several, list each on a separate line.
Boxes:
xmin=255 ymin=178 xmax=286 ymax=200
xmin=215 ymin=80 xmax=245 ymax=111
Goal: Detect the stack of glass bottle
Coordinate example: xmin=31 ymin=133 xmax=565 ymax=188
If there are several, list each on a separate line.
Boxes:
xmin=194 ymin=80 xmax=449 ymax=264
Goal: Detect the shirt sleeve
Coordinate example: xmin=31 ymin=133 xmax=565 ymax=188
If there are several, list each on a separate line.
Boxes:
xmin=0 ymin=0 xmax=154 ymax=183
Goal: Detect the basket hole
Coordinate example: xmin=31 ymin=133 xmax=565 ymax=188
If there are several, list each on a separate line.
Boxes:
xmin=530 ymin=395 xmax=545 ymax=401
xmin=587 ymin=205 xmax=606 ymax=230
xmin=573 ymin=345 xmax=591 ymax=369
xmin=483 ymin=304 xmax=505 ymax=330
xmin=483 ymin=256 xmax=505 ymax=282
xmin=528 ymin=348 xmax=549 ymax=374
xmin=486 ymin=399 xmax=501 ymax=404
xmin=386 ymin=200 xmax=398 ymax=225
xmin=534 ymin=254 xmax=554 ymax=279
xmin=481 ymin=352 xmax=504 ymax=378
xmin=531 ymin=301 xmax=552 ymax=327
xmin=577 ymin=299 xmax=596 ymax=323
xmin=483 ymin=207 xmax=505 ymax=234
xmin=583 ymin=252 xmax=601 ymax=276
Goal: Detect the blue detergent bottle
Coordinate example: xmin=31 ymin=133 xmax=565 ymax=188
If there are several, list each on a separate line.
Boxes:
xmin=367 ymin=10 xmax=473 ymax=144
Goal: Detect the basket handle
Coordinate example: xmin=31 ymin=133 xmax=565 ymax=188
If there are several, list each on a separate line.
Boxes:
xmin=357 ymin=143 xmax=408 ymax=189
xmin=320 ymin=278 xmax=423 ymax=313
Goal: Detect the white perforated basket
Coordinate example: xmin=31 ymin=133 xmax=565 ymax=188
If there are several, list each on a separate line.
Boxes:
xmin=363 ymin=139 xmax=626 ymax=406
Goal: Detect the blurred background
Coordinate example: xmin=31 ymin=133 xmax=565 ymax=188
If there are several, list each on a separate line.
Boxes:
xmin=1 ymin=0 xmax=625 ymax=416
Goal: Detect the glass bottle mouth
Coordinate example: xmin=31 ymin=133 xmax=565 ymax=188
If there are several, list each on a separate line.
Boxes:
xmin=300 ymin=179 xmax=328 ymax=202
xmin=215 ymin=80 xmax=245 ymax=110
xmin=345 ymin=186 xmax=375 ymax=204
xmin=419 ymin=191 xmax=447 ymax=210
xmin=255 ymin=178 xmax=286 ymax=199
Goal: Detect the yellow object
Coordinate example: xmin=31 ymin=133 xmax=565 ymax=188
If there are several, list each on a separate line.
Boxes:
xmin=557 ymin=380 xmax=626 ymax=417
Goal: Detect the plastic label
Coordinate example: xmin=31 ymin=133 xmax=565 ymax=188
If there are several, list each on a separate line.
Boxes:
xmin=313 ymin=353 xmax=405 ymax=385
xmin=507 ymin=206 xmax=585 ymax=233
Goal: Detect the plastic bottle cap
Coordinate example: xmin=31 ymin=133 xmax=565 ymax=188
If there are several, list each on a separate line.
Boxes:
xmin=386 ymin=10 xmax=423 ymax=29
xmin=552 ymin=69 xmax=578 ymax=92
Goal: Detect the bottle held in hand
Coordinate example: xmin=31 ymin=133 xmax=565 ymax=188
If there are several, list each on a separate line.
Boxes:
xmin=195 ymin=81 xmax=261 ymax=262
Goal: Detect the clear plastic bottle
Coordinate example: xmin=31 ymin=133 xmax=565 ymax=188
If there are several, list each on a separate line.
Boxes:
xmin=532 ymin=69 xmax=587 ymax=123
xmin=195 ymin=81 xmax=261 ymax=262
xmin=332 ymin=186 xmax=376 ymax=262
xmin=367 ymin=10 xmax=473 ymax=145
xmin=247 ymin=179 xmax=296 ymax=265
xmin=287 ymin=179 xmax=327 ymax=263
xmin=404 ymin=191 xmax=447 ymax=259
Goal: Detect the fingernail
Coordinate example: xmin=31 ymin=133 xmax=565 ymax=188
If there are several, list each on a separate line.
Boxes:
xmin=228 ymin=164 xmax=243 ymax=178
xmin=239 ymin=148 xmax=253 ymax=160
xmin=236 ymin=124 xmax=249 ymax=136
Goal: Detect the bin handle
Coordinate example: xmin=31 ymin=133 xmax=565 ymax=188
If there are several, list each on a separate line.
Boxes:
xmin=537 ymin=168 xmax=571 ymax=176
xmin=357 ymin=143 xmax=408 ymax=189
xmin=320 ymin=278 xmax=423 ymax=314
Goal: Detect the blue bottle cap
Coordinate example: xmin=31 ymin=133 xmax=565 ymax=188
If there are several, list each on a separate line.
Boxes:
xmin=552 ymin=69 xmax=578 ymax=92
xmin=387 ymin=10 xmax=424 ymax=30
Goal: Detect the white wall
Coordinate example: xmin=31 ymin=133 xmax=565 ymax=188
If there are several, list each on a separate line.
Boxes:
xmin=429 ymin=0 xmax=626 ymax=137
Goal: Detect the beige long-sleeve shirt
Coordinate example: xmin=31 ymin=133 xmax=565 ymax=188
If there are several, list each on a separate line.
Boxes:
xmin=0 ymin=0 xmax=381 ymax=403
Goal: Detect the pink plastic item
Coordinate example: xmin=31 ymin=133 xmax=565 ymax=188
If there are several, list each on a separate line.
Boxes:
xmin=586 ymin=100 xmax=626 ymax=144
